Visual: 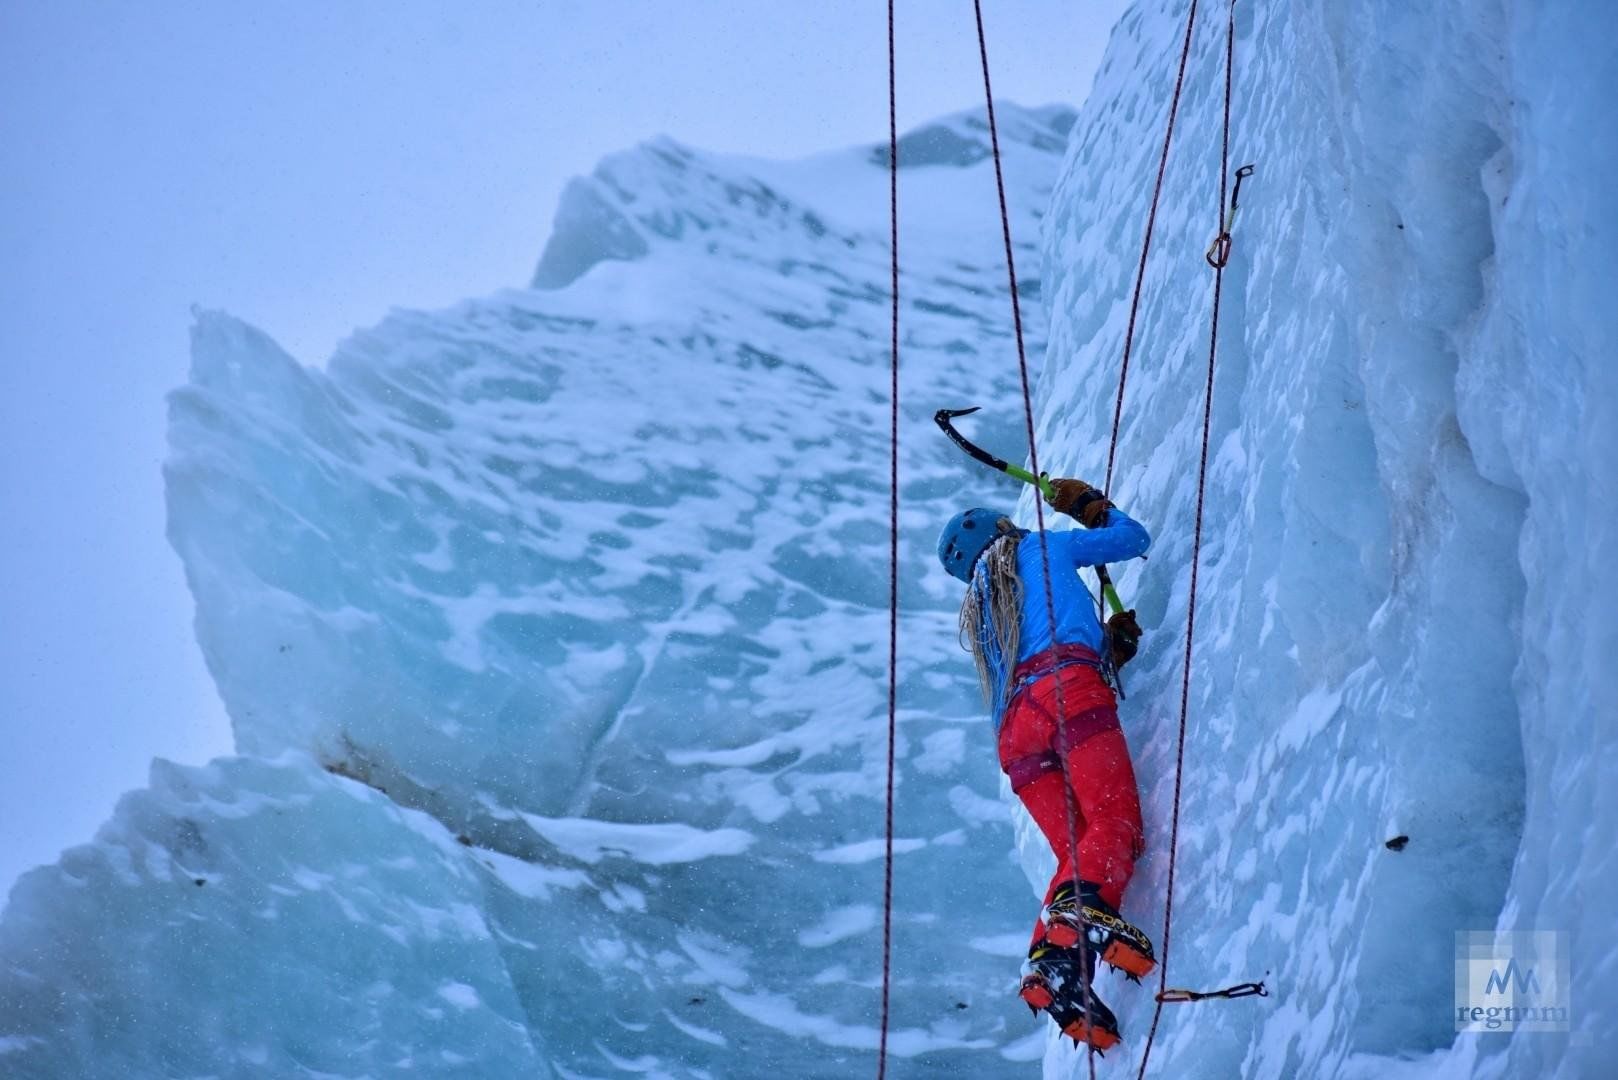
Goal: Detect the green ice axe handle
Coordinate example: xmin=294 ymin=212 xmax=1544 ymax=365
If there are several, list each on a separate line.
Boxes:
xmin=934 ymin=407 xmax=1122 ymax=614
xmin=1095 ymin=565 xmax=1126 ymax=617
xmin=1005 ymin=463 xmax=1056 ymax=500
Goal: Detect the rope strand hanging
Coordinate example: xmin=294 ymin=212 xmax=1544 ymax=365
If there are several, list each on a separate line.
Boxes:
xmin=882 ymin=0 xmax=1258 ymax=1075
xmin=970 ymin=0 xmax=1102 ymax=1072
xmin=1104 ymin=0 xmax=1204 ymax=497
xmin=876 ymin=0 xmax=900 ymax=1074
xmin=1135 ymin=0 xmax=1248 ymax=1075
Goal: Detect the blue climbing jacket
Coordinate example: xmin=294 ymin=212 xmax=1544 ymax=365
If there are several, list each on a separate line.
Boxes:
xmin=968 ymin=508 xmax=1151 ymax=729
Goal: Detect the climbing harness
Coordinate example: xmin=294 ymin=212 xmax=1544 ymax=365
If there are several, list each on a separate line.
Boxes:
xmin=1002 ymin=645 xmax=1121 ymax=793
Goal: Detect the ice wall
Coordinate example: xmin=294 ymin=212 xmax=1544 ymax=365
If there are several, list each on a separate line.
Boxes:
xmin=1028 ymin=0 xmax=1616 ymax=1076
xmin=1 ymin=107 xmax=1087 ymax=1078
xmin=0 ymin=754 xmax=546 ymax=1075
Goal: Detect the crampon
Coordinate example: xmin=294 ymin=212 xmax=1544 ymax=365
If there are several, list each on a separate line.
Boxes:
xmin=1042 ymin=881 xmax=1156 ymax=979
xmin=1019 ymin=942 xmax=1121 ymax=1052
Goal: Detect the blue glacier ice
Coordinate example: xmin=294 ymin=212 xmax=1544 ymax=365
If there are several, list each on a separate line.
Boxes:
xmin=3 ymin=103 xmax=1079 ymax=1078
xmin=1025 ymin=2 xmax=1614 ymax=1076
xmin=3 ymin=1 xmax=1615 ymax=1077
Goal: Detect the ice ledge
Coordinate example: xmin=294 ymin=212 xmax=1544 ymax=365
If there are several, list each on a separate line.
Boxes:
xmin=530 ymin=175 xmax=650 ymax=289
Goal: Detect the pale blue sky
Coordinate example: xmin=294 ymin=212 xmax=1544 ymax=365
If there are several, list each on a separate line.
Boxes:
xmin=0 ymin=0 xmax=1127 ymax=897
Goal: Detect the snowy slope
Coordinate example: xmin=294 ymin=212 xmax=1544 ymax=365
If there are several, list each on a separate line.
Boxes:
xmin=0 ymin=106 xmax=1082 ymax=1078
xmin=1025 ymin=1 xmax=1616 ymax=1077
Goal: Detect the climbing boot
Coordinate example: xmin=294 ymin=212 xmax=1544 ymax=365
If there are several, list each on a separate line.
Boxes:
xmin=1018 ymin=941 xmax=1121 ymax=1052
xmin=1041 ymin=881 xmax=1156 ymax=979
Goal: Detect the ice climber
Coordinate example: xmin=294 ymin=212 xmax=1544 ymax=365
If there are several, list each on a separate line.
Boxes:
xmin=937 ymin=479 xmax=1156 ymax=1051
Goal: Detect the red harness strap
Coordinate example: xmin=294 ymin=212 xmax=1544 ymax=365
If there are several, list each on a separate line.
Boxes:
xmin=1005 ymin=706 xmax=1121 ymax=792
xmin=1006 ymin=750 xmax=1063 ymax=792
xmin=1002 ymin=645 xmax=1120 ymax=793
xmin=1011 ymin=642 xmax=1104 ymax=685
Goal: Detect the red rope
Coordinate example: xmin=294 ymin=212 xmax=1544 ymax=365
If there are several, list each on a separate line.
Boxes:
xmin=970 ymin=5 xmax=1098 ymax=1078
xmin=876 ymin=1 xmax=899 ymax=1074
xmin=1103 ymin=0 xmax=1204 ymax=496
xmin=1135 ymin=2 xmax=1237 ymax=1076
xmin=893 ymin=1 xmax=1236 ymax=1073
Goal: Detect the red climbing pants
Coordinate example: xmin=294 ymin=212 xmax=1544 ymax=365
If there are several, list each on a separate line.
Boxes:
xmin=996 ymin=647 xmax=1144 ymax=947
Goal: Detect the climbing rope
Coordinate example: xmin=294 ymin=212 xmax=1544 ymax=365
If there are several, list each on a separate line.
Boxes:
xmin=1135 ymin=1 xmax=1242 ymax=1076
xmin=886 ymin=0 xmax=1254 ymax=1074
xmin=1103 ymin=0 xmax=1204 ymax=496
xmin=970 ymin=3 xmax=1101 ymax=1076
xmin=876 ymin=0 xmax=899 ymax=1075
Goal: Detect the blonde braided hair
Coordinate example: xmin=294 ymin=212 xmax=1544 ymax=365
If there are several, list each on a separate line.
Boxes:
xmin=958 ymin=528 xmax=1025 ymax=708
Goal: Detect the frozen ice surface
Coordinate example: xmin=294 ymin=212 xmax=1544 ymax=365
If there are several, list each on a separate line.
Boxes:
xmin=1030 ymin=0 xmax=1616 ymax=1077
xmin=3 ymin=0 xmax=1615 ymax=1075
xmin=2 ymin=105 xmax=1080 ymax=1078
xmin=0 ymin=753 xmax=545 ymax=1076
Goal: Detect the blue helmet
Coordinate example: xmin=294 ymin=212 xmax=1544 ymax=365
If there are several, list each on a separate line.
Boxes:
xmin=937 ymin=507 xmax=1012 ymax=583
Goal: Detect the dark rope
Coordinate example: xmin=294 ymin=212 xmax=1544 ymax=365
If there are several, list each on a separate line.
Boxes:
xmin=1103 ymin=0 xmax=1204 ymax=497
xmin=970 ymin=4 xmax=1097 ymax=1077
xmin=1135 ymin=1 xmax=1238 ymax=1076
xmin=876 ymin=0 xmax=899 ymax=1073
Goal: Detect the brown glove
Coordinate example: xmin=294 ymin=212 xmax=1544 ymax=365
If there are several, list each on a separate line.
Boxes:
xmin=1107 ymin=610 xmax=1143 ymax=668
xmin=1046 ymin=478 xmax=1113 ymax=529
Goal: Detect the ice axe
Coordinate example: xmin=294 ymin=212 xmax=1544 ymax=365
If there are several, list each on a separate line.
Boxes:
xmin=933 ymin=406 xmax=1127 ymax=618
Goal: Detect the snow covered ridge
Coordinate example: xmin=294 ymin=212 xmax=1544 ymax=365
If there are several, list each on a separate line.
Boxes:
xmin=1023 ymin=1 xmax=1615 ymax=1077
xmin=0 ymin=105 xmax=1083 ymax=1077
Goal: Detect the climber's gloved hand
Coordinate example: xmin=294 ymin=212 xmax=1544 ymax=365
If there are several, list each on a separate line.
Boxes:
xmin=1046 ymin=478 xmax=1113 ymax=529
xmin=1107 ymin=610 xmax=1143 ymax=668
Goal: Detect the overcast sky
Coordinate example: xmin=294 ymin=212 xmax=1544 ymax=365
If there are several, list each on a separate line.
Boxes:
xmin=0 ymin=0 xmax=1128 ymax=899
